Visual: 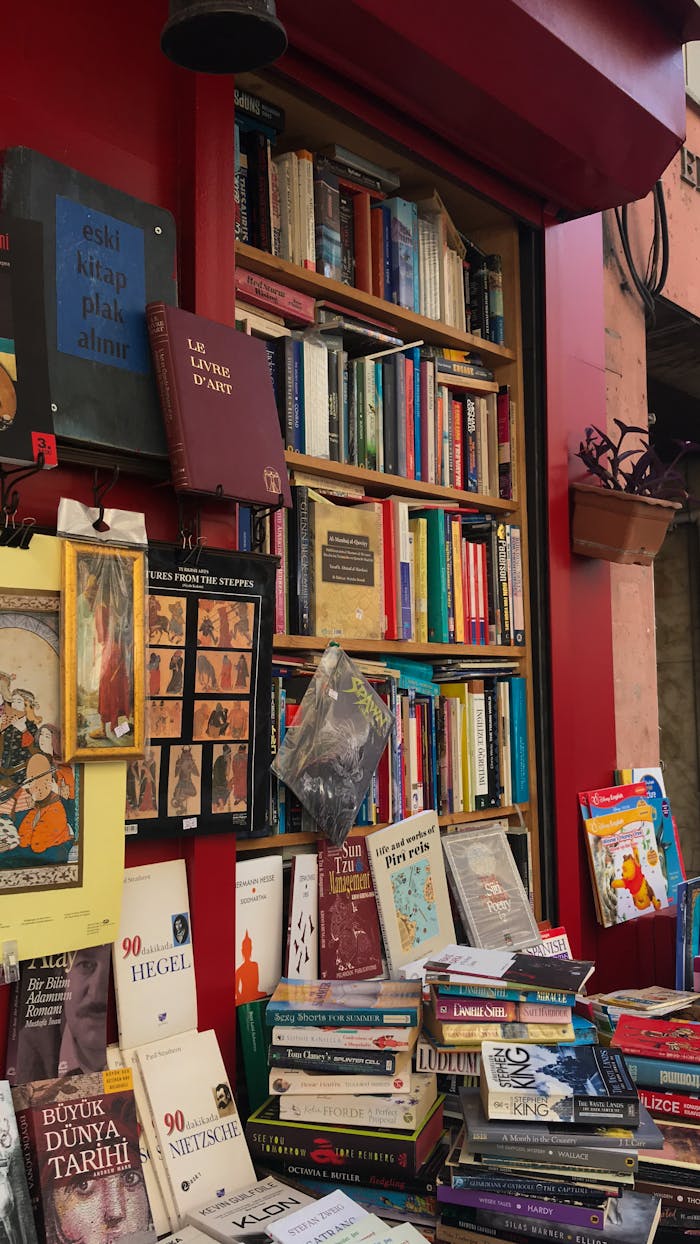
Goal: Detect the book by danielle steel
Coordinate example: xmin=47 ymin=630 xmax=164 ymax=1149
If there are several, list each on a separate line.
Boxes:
xmin=480 ymin=1040 xmax=639 ymax=1125
xmin=366 ymin=811 xmax=456 ymax=974
xmin=266 ymin=978 xmax=422 ymax=1027
xmin=442 ymin=828 xmax=541 ymax=951
xmin=318 ymin=837 xmax=384 ymax=980
xmin=112 ymin=859 xmax=197 ymax=1050
xmin=12 ymin=1068 xmax=156 ymax=1244
xmin=583 ymin=802 xmax=669 ymax=927
xmin=146 ymin=301 xmax=292 ymax=505
xmin=0 ymin=213 xmax=54 ymax=468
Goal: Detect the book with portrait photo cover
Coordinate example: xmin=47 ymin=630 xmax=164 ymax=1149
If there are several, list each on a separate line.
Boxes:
xmin=0 ymin=1079 xmax=38 ymax=1244
xmin=125 ymin=544 xmax=276 ymax=840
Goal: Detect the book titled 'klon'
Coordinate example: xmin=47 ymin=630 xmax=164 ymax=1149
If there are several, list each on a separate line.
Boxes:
xmin=147 ymin=301 xmax=291 ymax=506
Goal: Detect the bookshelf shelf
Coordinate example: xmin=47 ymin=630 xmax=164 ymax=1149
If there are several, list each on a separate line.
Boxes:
xmin=285 ymin=451 xmax=518 ymax=514
xmin=236 ymin=806 xmax=530 ymax=853
xmin=236 ymin=241 xmax=517 ymax=364
xmin=273 ymin=634 xmax=525 ymax=659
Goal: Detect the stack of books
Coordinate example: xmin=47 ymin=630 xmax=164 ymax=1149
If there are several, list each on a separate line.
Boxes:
xmin=245 ymin=979 xmax=447 ymax=1230
xmin=436 ymin=1061 xmax=663 ymax=1244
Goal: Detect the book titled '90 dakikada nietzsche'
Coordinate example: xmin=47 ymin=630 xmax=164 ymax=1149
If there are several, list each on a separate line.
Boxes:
xmin=480 ymin=1040 xmax=640 ymax=1126
xmin=146 ymin=301 xmax=292 ymax=506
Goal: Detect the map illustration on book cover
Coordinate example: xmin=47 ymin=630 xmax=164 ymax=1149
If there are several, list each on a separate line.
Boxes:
xmin=583 ymin=803 xmax=669 ymax=927
xmin=1 ymin=147 xmax=176 ymax=463
xmin=442 ymin=828 xmax=540 ymax=951
xmin=12 ymin=1068 xmax=156 ymax=1244
xmin=124 ymin=545 xmax=275 ymax=838
xmin=480 ymin=1040 xmax=639 ymax=1125
xmin=0 ymin=214 xmax=55 ymax=468
xmin=318 ymin=837 xmax=383 ymax=980
xmin=5 ymin=946 xmax=111 ymax=1085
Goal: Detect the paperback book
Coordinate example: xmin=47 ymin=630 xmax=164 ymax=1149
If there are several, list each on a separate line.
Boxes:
xmin=461 ymin=1088 xmax=662 ymax=1151
xmin=423 ymin=945 xmax=594 ymax=995
xmin=366 ymin=811 xmax=456 ymax=974
xmin=277 ymin=1072 xmax=437 ymax=1131
xmin=270 ymin=1024 xmax=419 ymax=1052
xmin=437 ymin=1190 xmax=661 ymax=1244
xmin=265 ymin=1190 xmax=367 ymax=1244
xmin=436 ymin=1184 xmax=607 ymax=1231
xmin=612 ymin=1015 xmax=700 ymax=1063
xmin=236 ymin=855 xmax=283 ymax=1004
xmin=318 ymin=837 xmax=383 ymax=980
xmin=426 ymin=1013 xmax=575 ymax=1048
xmin=285 ymin=854 xmax=319 ymax=980
xmin=186 ymin=1175 xmax=314 ymax=1244
xmin=113 ymin=859 xmax=197 ymax=1050
xmin=583 ymin=802 xmax=669 ymax=928
xmin=266 ymin=979 xmax=422 ymax=1027
xmin=479 ymin=1041 xmax=640 ymax=1124
xmin=442 ymin=828 xmax=540 ymax=951
xmin=0 ymin=1079 xmax=38 ymax=1244
xmin=269 ymin=1045 xmax=401 ymax=1075
xmin=269 ymin=1053 xmax=412 ymax=1095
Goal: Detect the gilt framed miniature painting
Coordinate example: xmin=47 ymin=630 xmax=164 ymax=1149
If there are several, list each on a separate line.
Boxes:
xmin=61 ymin=540 xmax=145 ymax=760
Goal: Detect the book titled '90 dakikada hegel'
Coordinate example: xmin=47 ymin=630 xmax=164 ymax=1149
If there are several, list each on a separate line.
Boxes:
xmin=480 ymin=1040 xmax=639 ymax=1125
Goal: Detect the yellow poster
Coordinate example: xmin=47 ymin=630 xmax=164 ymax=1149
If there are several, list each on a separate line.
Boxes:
xmin=0 ymin=535 xmax=125 ymax=959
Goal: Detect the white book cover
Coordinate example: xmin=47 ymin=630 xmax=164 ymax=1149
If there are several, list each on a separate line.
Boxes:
xmin=106 ymin=1043 xmax=171 ymax=1237
xmin=187 ymin=1175 xmax=313 ymax=1244
xmin=235 ymin=855 xmax=283 ymax=1004
xmin=113 ymin=859 xmax=197 ymax=1049
xmin=268 ymin=1191 xmax=366 ymax=1244
xmin=137 ymin=1029 xmax=255 ymax=1226
xmin=285 ymin=854 xmax=318 ymax=980
xmin=0 ymin=1079 xmax=38 ymax=1244
xmin=442 ymin=828 xmax=541 ymax=952
xmin=271 ymin=1025 xmax=418 ymax=1052
xmin=121 ymin=1042 xmax=181 ymax=1232
xmin=161 ymin=1229 xmax=213 ymax=1244
xmin=366 ymin=810 xmax=455 ymax=975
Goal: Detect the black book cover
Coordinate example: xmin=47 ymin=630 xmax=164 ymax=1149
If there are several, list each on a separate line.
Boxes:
xmin=125 ymin=543 xmax=276 ymax=839
xmin=382 ymin=355 xmax=398 ymax=475
xmin=0 ymin=214 xmax=54 ymax=467
xmin=1 ymin=147 xmax=176 ymax=463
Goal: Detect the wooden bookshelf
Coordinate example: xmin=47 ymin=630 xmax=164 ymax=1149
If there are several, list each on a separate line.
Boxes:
xmin=273 ymin=634 xmax=524 ymax=660
xmin=236 ymin=241 xmax=516 ymax=363
xmin=236 ymin=806 xmax=530 ymax=853
xmin=285 ymin=451 xmax=518 ymax=514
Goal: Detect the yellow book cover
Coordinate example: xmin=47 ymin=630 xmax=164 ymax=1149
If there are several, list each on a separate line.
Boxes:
xmin=310 ymin=500 xmax=383 ymax=639
xmin=440 ymin=684 xmax=471 ymax=812
xmin=0 ymin=535 xmax=125 ymax=959
xmin=409 ymin=516 xmax=428 ymax=644
xmin=425 ymin=1008 xmax=575 ymax=1047
xmin=583 ymin=802 xmax=669 ymax=928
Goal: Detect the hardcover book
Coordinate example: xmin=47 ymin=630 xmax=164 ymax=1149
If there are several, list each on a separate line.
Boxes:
xmin=12 ymin=1068 xmax=156 ymax=1244
xmin=6 ymin=946 xmax=111 ymax=1085
xmin=146 ymin=302 xmax=292 ymax=505
xmin=2 ymin=147 xmax=176 ymax=462
xmin=318 ymin=837 xmax=384 ymax=980
xmin=309 ymin=499 xmax=383 ymax=639
xmin=442 ymin=828 xmax=541 ymax=951
xmin=480 ymin=1041 xmax=639 ymax=1125
xmin=112 ymin=859 xmax=197 ymax=1050
xmin=278 ymin=1071 xmax=437 ymax=1131
xmin=235 ymin=855 xmax=283 ymax=1004
xmin=0 ymin=1079 xmax=38 ymax=1244
xmin=186 ymin=1175 xmax=314 ymax=1244
xmin=245 ymin=1093 xmax=445 ymax=1179
xmin=266 ymin=979 xmax=422 ymax=1027
xmin=270 ymin=1024 xmax=419 ymax=1052
xmin=612 ymin=1015 xmax=700 ymax=1063
xmin=366 ymin=811 xmax=456 ymax=975
xmin=583 ymin=802 xmax=669 ymax=928
xmin=135 ymin=1028 xmax=255 ymax=1227
xmin=285 ymin=854 xmax=319 ymax=980
xmin=0 ymin=214 xmax=55 ymax=467
xmin=268 ymin=1053 xmax=412 ymax=1096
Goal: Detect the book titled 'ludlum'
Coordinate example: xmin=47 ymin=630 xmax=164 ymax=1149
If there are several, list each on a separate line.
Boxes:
xmin=146 ymin=301 xmax=292 ymax=506
xmin=0 ymin=215 xmax=55 ymax=467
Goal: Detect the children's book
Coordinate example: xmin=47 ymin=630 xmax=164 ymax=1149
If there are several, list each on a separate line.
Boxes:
xmin=113 ymin=860 xmax=197 ymax=1050
xmin=442 ymin=828 xmax=540 ymax=951
xmin=479 ymin=1040 xmax=640 ymax=1125
xmin=366 ymin=810 xmax=456 ymax=974
xmin=582 ymin=802 xmax=669 ymax=927
xmin=266 ymin=978 xmax=422 ymax=1027
xmin=646 ymin=794 xmax=685 ymax=902
xmin=235 ymin=855 xmax=283 ymax=1004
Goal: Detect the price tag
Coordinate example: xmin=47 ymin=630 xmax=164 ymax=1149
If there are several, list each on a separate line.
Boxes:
xmin=125 ymin=823 xmax=138 ymax=836
xmin=328 ymin=689 xmax=338 ymax=700
xmin=31 ymin=431 xmax=58 ymax=467
xmin=183 ymin=817 xmax=197 ymax=831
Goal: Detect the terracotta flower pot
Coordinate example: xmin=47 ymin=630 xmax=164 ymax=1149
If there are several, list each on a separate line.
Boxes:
xmin=570 ymin=481 xmax=680 ymax=566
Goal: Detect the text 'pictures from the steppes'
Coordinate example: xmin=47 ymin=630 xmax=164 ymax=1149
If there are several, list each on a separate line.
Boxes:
xmin=124 ymin=545 xmax=276 ymax=839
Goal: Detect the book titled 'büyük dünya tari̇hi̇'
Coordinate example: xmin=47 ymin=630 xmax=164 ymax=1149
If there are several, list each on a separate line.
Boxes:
xmin=480 ymin=1040 xmax=640 ymax=1125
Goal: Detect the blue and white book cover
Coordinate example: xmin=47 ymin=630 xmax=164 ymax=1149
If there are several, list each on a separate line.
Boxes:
xmin=480 ymin=1040 xmax=639 ymax=1125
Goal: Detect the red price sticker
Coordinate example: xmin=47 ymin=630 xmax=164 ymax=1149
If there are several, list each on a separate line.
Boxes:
xmin=31 ymin=432 xmax=57 ymax=467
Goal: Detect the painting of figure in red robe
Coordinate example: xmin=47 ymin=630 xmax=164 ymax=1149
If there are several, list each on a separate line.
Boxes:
xmin=62 ymin=542 xmax=145 ymax=761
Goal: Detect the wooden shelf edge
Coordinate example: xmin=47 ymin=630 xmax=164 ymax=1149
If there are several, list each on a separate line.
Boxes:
xmin=236 ymin=806 xmax=530 ymax=852
xmin=273 ymin=634 xmax=526 ymax=659
xmin=284 ymin=451 xmax=519 ymax=514
xmin=235 ymin=242 xmax=516 ymax=364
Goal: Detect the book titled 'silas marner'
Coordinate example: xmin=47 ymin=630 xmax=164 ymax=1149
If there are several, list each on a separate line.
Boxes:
xmin=480 ymin=1040 xmax=639 ymax=1125
xmin=146 ymin=301 xmax=292 ymax=506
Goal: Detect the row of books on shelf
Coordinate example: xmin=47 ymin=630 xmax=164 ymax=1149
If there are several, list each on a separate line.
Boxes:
xmin=235 ymin=89 xmax=504 ymax=341
xmin=264 ymin=658 xmax=530 ymax=837
xmin=243 ymin=486 xmax=525 ymax=647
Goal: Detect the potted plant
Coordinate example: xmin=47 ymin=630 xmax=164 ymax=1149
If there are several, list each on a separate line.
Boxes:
xmin=571 ymin=421 xmax=694 ymax=566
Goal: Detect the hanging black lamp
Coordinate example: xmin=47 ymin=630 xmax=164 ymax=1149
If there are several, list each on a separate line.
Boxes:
xmin=161 ymin=0 xmax=288 ymax=73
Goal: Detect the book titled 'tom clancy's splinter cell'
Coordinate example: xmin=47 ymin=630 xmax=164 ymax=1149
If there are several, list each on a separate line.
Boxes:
xmin=480 ymin=1040 xmax=640 ymax=1126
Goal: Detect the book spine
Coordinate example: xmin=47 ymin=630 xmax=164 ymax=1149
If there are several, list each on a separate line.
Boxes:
xmin=296 ymin=150 xmax=316 ymax=269
xmin=234 ymin=267 xmax=315 ymax=323
xmin=626 ymin=1054 xmax=700 ymax=1091
xmin=484 ymin=1089 xmax=635 ymax=1127
xmin=328 ymin=348 xmax=340 ymax=462
xmin=272 ymin=1025 xmax=415 ymax=1050
xmin=234 ymin=121 xmax=249 ymax=243
xmin=269 ymin=153 xmax=282 ymax=256
xmin=292 ymin=337 xmax=304 ymax=453
xmin=146 ymin=302 xmax=189 ymax=488
xmin=509 ymin=676 xmax=529 ymax=803
xmin=314 ymin=163 xmax=342 ymax=280
xmin=486 ymin=254 xmax=505 ymax=345
xmin=449 ymin=1174 xmax=608 ymax=1203
xmin=415 ymin=1043 xmax=481 ymax=1075
xmin=339 ymin=189 xmax=356 ymax=286
xmin=638 ymin=1086 xmax=700 ymax=1120
xmin=435 ymin=358 xmax=494 ymax=381
xmin=370 ymin=204 xmax=385 ymax=299
xmin=267 ymin=1007 xmax=418 ymax=1027
xmin=495 ymin=523 xmax=512 ymax=645
xmin=279 ymin=1093 xmax=426 ymax=1130
xmin=405 ymin=355 xmax=415 ymax=479
xmin=353 ymin=189 xmax=372 ymax=294
xmin=237 ymin=1000 xmax=271 ymax=1115
xmin=436 ymin=983 xmax=575 ymax=1005
xmin=14 ymin=1105 xmax=45 ymax=1240
xmin=271 ymin=1160 xmax=440 ymax=1199
xmin=291 ymin=486 xmax=311 ymax=634
xmin=235 ymin=87 xmax=285 ymax=131
xmin=510 ymin=525 xmax=525 ymax=644
xmin=473 ymin=1141 xmax=636 ymax=1172
xmin=382 ymin=357 xmax=398 ymax=476
xmin=270 ymin=1047 xmax=398 ymax=1075
xmin=382 ymin=206 xmax=394 ymax=302
xmin=434 ymin=998 xmax=518 ymax=1022
xmin=437 ymin=1186 xmax=605 ymax=1229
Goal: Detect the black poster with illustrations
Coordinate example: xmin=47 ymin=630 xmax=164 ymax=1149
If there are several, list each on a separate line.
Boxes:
xmin=125 ymin=544 xmax=276 ymax=839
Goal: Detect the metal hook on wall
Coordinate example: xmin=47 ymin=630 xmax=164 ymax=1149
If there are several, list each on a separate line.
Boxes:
xmin=92 ymin=466 xmax=120 ymax=532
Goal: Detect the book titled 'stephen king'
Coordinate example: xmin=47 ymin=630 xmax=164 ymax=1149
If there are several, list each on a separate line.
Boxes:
xmin=480 ymin=1040 xmax=639 ymax=1125
xmin=146 ymin=301 xmax=292 ymax=505
xmin=0 ymin=214 xmax=55 ymax=466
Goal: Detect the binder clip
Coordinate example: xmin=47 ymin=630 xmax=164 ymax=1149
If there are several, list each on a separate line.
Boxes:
xmin=1 ymin=940 xmax=19 ymax=985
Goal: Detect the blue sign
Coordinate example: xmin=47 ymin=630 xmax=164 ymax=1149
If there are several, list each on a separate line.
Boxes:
xmin=55 ymin=196 xmax=150 ymax=374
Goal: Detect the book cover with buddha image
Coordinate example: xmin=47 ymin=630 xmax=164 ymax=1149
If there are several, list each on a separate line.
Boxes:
xmin=235 ymin=856 xmax=283 ymax=1005
xmin=0 ymin=214 xmax=54 ymax=467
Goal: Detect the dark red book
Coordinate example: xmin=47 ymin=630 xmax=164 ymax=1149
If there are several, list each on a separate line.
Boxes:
xmin=612 ymin=1015 xmax=700 ymax=1063
xmin=317 ymin=837 xmax=384 ymax=980
xmin=147 ymin=301 xmax=292 ymax=505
